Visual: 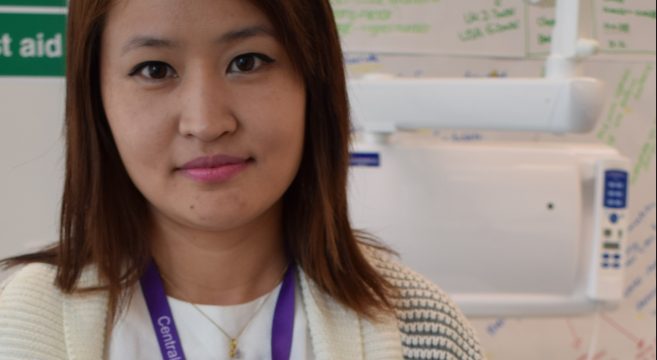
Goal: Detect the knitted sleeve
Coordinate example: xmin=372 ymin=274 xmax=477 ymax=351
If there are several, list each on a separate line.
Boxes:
xmin=0 ymin=263 xmax=68 ymax=360
xmin=363 ymin=245 xmax=486 ymax=360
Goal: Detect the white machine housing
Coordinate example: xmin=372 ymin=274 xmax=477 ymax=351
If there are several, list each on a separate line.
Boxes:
xmin=348 ymin=76 xmax=605 ymax=134
xmin=348 ymin=139 xmax=630 ymax=317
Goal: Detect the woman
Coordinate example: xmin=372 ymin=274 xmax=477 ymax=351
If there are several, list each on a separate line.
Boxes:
xmin=0 ymin=0 xmax=484 ymax=359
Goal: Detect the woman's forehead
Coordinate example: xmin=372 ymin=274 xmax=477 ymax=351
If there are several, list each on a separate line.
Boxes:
xmin=104 ymin=0 xmax=274 ymax=46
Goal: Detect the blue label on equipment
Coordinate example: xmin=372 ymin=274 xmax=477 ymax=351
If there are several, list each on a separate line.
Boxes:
xmin=350 ymin=153 xmax=380 ymax=167
xmin=604 ymin=170 xmax=628 ymax=209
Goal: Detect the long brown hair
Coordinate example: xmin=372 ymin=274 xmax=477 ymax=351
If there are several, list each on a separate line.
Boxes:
xmin=2 ymin=0 xmax=395 ymax=320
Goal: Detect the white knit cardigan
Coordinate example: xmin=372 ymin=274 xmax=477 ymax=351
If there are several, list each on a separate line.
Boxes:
xmin=0 ymin=250 xmax=484 ymax=360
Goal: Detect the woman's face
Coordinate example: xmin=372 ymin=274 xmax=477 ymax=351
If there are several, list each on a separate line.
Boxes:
xmin=100 ymin=0 xmax=306 ymax=232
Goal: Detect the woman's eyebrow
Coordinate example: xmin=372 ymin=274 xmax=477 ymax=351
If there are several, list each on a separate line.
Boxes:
xmin=121 ymin=25 xmax=275 ymax=56
xmin=121 ymin=37 xmax=177 ymax=55
xmin=216 ymin=25 xmax=274 ymax=45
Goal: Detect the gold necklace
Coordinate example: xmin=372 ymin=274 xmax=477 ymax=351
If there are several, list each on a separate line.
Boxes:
xmin=191 ymin=291 xmax=273 ymax=358
xmin=161 ymin=264 xmax=289 ymax=359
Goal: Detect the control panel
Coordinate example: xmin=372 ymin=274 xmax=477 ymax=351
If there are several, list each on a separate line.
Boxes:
xmin=588 ymin=161 xmax=629 ymax=302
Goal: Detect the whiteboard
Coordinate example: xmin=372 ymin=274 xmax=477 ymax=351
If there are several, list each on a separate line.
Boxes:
xmin=337 ymin=0 xmax=655 ymax=358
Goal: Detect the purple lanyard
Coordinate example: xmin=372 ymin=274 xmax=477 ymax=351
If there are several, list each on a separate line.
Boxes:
xmin=140 ymin=261 xmax=296 ymax=360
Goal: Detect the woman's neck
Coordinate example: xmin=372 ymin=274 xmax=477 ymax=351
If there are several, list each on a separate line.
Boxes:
xmin=148 ymin=206 xmax=288 ymax=306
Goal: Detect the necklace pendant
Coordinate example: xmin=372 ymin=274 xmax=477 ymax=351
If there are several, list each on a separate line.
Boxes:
xmin=229 ymin=339 xmax=241 ymax=359
xmin=232 ymin=349 xmax=242 ymax=359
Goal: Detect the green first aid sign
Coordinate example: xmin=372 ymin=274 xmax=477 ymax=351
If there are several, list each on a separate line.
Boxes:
xmin=0 ymin=0 xmax=66 ymax=6
xmin=0 ymin=13 xmax=67 ymax=77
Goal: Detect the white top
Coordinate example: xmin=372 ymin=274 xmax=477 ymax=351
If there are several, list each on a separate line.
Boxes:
xmin=108 ymin=280 xmax=314 ymax=360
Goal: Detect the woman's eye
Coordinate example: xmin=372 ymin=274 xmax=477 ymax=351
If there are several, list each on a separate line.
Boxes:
xmin=130 ymin=61 xmax=176 ymax=81
xmin=228 ymin=53 xmax=274 ymax=74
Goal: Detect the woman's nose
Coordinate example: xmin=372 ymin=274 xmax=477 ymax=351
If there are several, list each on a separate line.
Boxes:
xmin=178 ymin=71 xmax=238 ymax=142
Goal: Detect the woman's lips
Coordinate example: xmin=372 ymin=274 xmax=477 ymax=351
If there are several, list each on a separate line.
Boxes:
xmin=179 ymin=155 xmax=252 ymax=183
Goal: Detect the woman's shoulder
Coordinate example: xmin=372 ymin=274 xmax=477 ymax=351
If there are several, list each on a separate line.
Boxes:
xmin=0 ymin=263 xmax=69 ymax=358
xmin=1 ymin=262 xmax=108 ymax=359
xmin=0 ymin=263 xmax=64 ymax=323
xmin=361 ymin=244 xmax=486 ymax=360
xmin=0 ymin=262 xmax=61 ymax=300
xmin=0 ymin=262 xmax=107 ymax=308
